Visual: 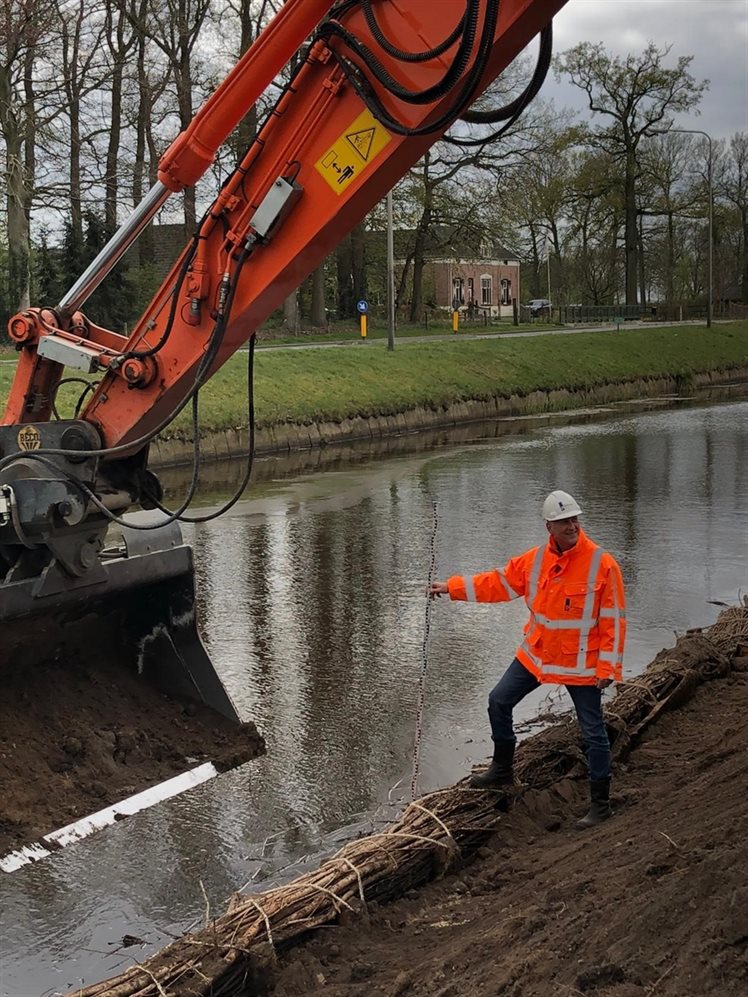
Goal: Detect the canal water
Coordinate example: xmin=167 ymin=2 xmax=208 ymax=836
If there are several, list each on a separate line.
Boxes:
xmin=2 ymin=397 xmax=747 ymax=996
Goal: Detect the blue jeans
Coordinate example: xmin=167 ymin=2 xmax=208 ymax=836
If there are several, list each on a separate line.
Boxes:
xmin=487 ymin=657 xmax=611 ymax=781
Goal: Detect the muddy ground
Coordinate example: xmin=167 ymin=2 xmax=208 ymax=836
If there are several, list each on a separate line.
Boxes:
xmin=0 ymin=647 xmax=264 ymax=855
xmin=269 ymin=660 xmax=748 ymax=997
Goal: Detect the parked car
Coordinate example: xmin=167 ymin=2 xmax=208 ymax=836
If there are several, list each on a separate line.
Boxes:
xmin=522 ymin=298 xmax=551 ymax=319
xmin=527 ymin=298 xmax=551 ymax=315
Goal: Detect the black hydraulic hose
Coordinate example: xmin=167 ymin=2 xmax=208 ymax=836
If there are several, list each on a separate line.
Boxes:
xmin=194 ymin=237 xmax=254 ymax=390
xmin=112 ymin=236 xmax=257 ymax=528
xmin=317 ymin=1 xmax=480 ymax=106
xmin=0 ymin=239 xmax=255 ymax=526
xmin=154 ymin=334 xmax=256 ymax=524
xmin=334 ymin=0 xmax=500 ymax=137
xmin=460 ymin=22 xmax=552 ymax=123
xmin=50 ymin=377 xmax=97 ymax=421
xmin=362 ymin=0 xmax=466 ymax=63
xmin=118 ymin=231 xmax=200 ymax=361
xmin=446 ymin=24 xmax=552 ymax=147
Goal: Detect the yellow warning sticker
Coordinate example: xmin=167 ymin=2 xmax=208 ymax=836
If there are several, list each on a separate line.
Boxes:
xmin=315 ymin=108 xmax=392 ymax=195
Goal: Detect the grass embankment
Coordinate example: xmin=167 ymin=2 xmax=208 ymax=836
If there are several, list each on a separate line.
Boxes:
xmin=171 ymin=323 xmax=748 ymax=435
xmin=1 ymin=323 xmax=746 ymax=436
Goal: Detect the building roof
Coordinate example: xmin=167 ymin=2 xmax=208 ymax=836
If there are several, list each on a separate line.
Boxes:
xmin=369 ymin=223 xmax=520 ymax=263
xmin=423 ymin=224 xmax=520 ymax=262
xmin=146 ymin=221 xmax=522 ymax=276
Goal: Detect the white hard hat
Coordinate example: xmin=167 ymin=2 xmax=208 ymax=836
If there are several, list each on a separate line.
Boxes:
xmin=542 ymin=490 xmax=583 ymax=521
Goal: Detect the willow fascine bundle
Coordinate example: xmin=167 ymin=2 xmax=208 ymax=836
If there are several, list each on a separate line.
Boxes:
xmin=702 ymin=596 xmax=748 ymax=655
xmin=72 ymin=605 xmax=747 ymax=997
xmin=73 ymin=790 xmax=502 ymax=997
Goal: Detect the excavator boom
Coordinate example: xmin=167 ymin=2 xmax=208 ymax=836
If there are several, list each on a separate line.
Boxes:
xmin=0 ymin=0 xmax=567 ymax=857
xmin=4 ymin=0 xmax=566 ymax=445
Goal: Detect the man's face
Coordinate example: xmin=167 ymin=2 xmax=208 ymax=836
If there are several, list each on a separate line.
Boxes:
xmin=546 ymin=515 xmax=580 ymax=551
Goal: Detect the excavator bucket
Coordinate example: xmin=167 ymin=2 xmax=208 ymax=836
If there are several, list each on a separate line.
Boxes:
xmin=1 ymin=516 xmax=241 ymax=723
xmin=0 ymin=514 xmax=263 ymax=866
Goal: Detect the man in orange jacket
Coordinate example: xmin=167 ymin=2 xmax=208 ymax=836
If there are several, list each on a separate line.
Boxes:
xmin=430 ymin=490 xmax=626 ymax=829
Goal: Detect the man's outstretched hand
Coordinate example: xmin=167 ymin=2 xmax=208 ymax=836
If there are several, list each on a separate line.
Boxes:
xmin=429 ymin=581 xmax=448 ymax=598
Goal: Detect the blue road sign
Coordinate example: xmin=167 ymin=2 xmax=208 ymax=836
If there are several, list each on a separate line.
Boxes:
xmin=356 ymin=300 xmax=368 ymax=314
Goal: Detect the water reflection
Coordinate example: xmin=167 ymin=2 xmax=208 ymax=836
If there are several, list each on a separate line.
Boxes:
xmin=1 ymin=398 xmax=747 ymax=996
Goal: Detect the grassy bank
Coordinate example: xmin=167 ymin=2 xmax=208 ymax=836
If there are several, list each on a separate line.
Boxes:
xmin=172 ymin=323 xmax=748 ymax=435
xmin=1 ymin=323 xmax=746 ymax=436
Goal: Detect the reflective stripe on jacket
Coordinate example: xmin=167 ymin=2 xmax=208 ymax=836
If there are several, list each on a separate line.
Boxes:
xmin=446 ymin=528 xmax=626 ymax=685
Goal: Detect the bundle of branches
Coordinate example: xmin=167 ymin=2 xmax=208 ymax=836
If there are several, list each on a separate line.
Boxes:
xmin=482 ymin=629 xmax=736 ymax=795
xmin=72 ymin=609 xmax=746 ymax=997
xmin=703 ymin=596 xmax=748 ymax=656
xmin=72 ymin=789 xmax=501 ymax=997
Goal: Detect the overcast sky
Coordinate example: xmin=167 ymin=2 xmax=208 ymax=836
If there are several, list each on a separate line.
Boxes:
xmin=540 ymin=0 xmax=748 ymax=140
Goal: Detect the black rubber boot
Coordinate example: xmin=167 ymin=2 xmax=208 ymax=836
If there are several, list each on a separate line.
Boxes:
xmin=469 ymin=740 xmax=515 ymax=789
xmin=576 ymin=777 xmax=612 ymax=829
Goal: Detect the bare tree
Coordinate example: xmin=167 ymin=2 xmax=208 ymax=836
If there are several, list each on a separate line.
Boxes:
xmin=0 ymin=0 xmax=56 ymax=310
xmin=126 ymin=0 xmax=213 ymax=231
xmin=556 ymin=42 xmax=707 ymax=306
xmin=102 ymin=0 xmax=138 ymax=235
xmin=501 ymin=122 xmax=578 ymax=302
xmin=335 ymin=222 xmax=366 ymax=321
xmin=128 ymin=2 xmax=167 ymax=192
xmin=399 ymin=141 xmax=501 ymax=323
xmin=309 ymin=260 xmax=326 ymax=327
xmin=721 ymin=132 xmax=748 ymax=303
xmin=639 ymin=133 xmax=704 ymax=305
xmin=56 ymin=0 xmax=108 ymax=248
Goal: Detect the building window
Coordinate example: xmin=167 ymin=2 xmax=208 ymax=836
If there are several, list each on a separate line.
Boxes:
xmin=452 ymin=277 xmax=465 ymax=307
xmin=501 ymin=278 xmax=511 ymax=305
xmin=480 ymin=276 xmax=492 ymax=306
xmin=467 ymin=277 xmax=474 ymax=302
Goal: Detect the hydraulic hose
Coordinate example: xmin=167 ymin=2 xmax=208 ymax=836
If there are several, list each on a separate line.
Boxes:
xmin=460 ymin=22 xmax=552 ymax=124
xmin=322 ymin=0 xmax=501 ymax=137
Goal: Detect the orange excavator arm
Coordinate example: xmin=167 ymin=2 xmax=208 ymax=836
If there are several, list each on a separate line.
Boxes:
xmin=0 ymin=0 xmax=566 ymax=728
xmin=3 ymin=0 xmax=566 ymax=450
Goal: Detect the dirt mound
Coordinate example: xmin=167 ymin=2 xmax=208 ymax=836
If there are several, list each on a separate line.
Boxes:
xmin=273 ymin=662 xmax=748 ymax=997
xmin=0 ymin=648 xmax=264 ymax=855
xmin=70 ymin=608 xmax=748 ymax=997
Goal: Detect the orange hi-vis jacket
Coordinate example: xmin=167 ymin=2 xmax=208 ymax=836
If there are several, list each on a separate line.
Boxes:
xmin=446 ymin=529 xmax=626 ymax=686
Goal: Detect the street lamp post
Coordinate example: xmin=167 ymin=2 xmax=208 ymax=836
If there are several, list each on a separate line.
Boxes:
xmin=387 ymin=189 xmax=395 ymax=351
xmin=669 ymin=127 xmax=713 ymax=328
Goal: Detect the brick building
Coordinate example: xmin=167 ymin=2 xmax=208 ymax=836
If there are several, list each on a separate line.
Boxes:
xmin=147 ymin=222 xmax=521 ymax=319
xmin=397 ymin=226 xmax=521 ymax=318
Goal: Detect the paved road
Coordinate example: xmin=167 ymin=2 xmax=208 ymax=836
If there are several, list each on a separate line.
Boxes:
xmin=255 ymin=318 xmax=721 ymax=351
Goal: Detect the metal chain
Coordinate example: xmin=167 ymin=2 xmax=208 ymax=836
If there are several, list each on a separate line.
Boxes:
xmin=411 ymin=501 xmax=439 ymax=800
